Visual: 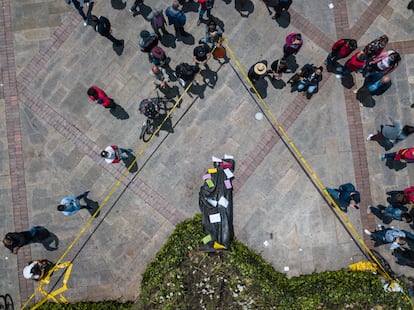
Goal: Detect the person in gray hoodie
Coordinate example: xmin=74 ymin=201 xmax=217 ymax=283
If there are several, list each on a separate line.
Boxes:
xmin=367 ymin=117 xmax=414 ymax=149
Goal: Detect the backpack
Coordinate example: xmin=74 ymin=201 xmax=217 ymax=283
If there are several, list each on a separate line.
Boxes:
xmin=139 ymin=34 xmax=159 ymax=53
xmin=175 ymin=63 xmax=198 ymax=80
xmin=139 ymin=99 xmax=159 ymax=118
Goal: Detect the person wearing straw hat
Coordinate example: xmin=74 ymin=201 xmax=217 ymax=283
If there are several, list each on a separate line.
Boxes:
xmin=247 ymin=60 xmax=268 ymax=84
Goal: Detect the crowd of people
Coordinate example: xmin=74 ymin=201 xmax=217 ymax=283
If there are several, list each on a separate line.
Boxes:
xmin=3 ymin=0 xmax=413 ymax=288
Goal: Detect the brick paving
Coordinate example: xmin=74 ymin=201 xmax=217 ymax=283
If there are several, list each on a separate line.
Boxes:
xmin=1 ymin=0 xmax=414 ymax=307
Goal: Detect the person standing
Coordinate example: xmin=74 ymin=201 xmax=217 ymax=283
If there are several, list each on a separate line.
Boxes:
xmin=325 ymin=39 xmax=357 ymax=66
xmin=201 ymin=20 xmax=223 ymax=47
xmin=101 ymin=145 xmax=133 ymax=164
xmin=283 ymin=33 xmax=303 ymax=58
xmin=363 ymin=72 xmax=392 ymax=96
xmin=65 ymin=0 xmax=91 ymax=26
xmin=247 ymin=61 xmax=268 ymax=84
xmin=166 ymin=1 xmax=189 ymax=39
xmin=363 ymin=34 xmax=389 ymax=61
xmin=129 ymin=0 xmax=144 ymax=14
xmin=193 ymin=43 xmax=212 ymax=68
xmin=381 ymin=147 xmax=414 ymax=163
xmin=3 ymin=226 xmax=50 ymax=254
xmin=340 ymin=51 xmax=367 ymax=76
xmin=269 ymin=58 xmax=292 ymax=80
xmin=326 ymin=183 xmax=360 ymax=212
xmin=23 ymin=260 xmax=54 ymax=281
xmin=57 ymin=191 xmax=90 ymax=216
xmin=87 ymin=86 xmax=116 ymax=109
xmin=150 ymin=65 xmax=170 ymax=89
xmin=197 ymin=0 xmax=214 ymax=26
xmin=148 ymin=8 xmax=168 ymax=38
xmin=88 ymin=15 xmax=124 ymax=47
xmin=366 ymin=117 xmax=414 ymax=146
xmin=296 ymin=65 xmax=323 ymax=99
xmin=367 ymin=50 xmax=401 ymax=76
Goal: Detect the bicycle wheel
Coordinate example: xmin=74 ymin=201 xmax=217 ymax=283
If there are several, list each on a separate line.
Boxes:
xmin=4 ymin=294 xmax=13 ymax=310
xmin=0 ymin=295 xmax=6 ymax=310
xmin=142 ymin=122 xmax=155 ymax=143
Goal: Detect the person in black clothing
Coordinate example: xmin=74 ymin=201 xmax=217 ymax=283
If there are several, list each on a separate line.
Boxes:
xmin=247 ymin=61 xmax=268 ymax=84
xmin=193 ymin=43 xmax=212 ymax=68
xmin=3 ymin=226 xmax=50 ymax=254
xmin=89 ymin=15 xmax=124 ymax=47
xmin=294 ymin=64 xmax=323 ymax=99
xmin=269 ymin=58 xmax=292 ymax=80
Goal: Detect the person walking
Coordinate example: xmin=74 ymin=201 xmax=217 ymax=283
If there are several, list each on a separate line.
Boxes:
xmin=23 ymin=259 xmax=54 ymax=281
xmin=3 ymin=226 xmax=50 ymax=254
xmin=283 ymin=33 xmax=303 ymax=58
xmin=57 ymin=191 xmax=90 ymax=216
xmin=366 ymin=117 xmax=414 ymax=147
xmin=88 ymin=14 xmax=124 ymax=47
xmin=197 ymin=0 xmax=214 ymax=26
xmin=367 ymin=205 xmax=412 ymax=224
xmin=87 ymin=86 xmax=116 ymax=109
xmin=101 ymin=145 xmax=133 ymax=164
xmin=148 ymin=8 xmax=168 ymax=38
xmin=166 ymin=1 xmax=189 ymax=39
xmin=65 ymin=0 xmax=91 ymax=26
xmin=326 ymin=183 xmax=360 ymax=212
xmin=325 ymin=38 xmax=357 ymax=66
xmin=364 ymin=227 xmax=414 ymax=250
xmin=381 ymin=147 xmax=414 ymax=163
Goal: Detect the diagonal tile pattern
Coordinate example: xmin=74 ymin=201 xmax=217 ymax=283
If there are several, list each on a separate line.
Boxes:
xmin=1 ymin=0 xmax=414 ymax=307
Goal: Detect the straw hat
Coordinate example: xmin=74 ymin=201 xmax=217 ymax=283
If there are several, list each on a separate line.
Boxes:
xmin=254 ymin=62 xmax=267 ymax=75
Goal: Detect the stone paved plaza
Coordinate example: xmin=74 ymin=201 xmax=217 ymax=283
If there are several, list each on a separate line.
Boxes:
xmin=1 ymin=0 xmax=414 ymax=307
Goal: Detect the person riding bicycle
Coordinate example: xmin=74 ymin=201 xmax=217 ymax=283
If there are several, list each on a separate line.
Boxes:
xmin=139 ymin=98 xmax=160 ymax=119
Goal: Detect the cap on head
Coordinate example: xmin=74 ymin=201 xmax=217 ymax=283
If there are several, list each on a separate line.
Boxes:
xmin=101 ymin=150 xmax=109 ymax=158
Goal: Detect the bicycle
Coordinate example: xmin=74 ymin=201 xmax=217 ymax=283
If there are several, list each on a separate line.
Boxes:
xmin=139 ymin=96 xmax=176 ymax=143
xmin=0 ymin=294 xmax=14 ymax=310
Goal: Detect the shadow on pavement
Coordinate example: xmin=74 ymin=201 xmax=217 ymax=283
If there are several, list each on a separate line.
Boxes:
xmin=110 ymin=103 xmax=129 ymax=119
xmin=235 ymin=0 xmax=254 ymax=18
xmin=274 ymin=11 xmax=290 ymax=28
xmin=122 ymin=153 xmax=139 ymax=173
xmin=41 ymin=232 xmax=59 ymax=251
xmin=111 ymin=0 xmax=126 ymax=10
xmin=84 ymin=197 xmax=101 ymax=217
xmin=385 ymin=158 xmax=407 ymax=171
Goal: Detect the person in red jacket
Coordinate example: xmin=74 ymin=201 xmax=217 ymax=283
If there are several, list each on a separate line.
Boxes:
xmin=325 ymin=38 xmax=357 ymax=65
xmin=382 ymin=147 xmax=414 ymax=163
xmin=340 ymin=51 xmax=367 ymax=76
xmin=387 ymin=186 xmax=414 ymax=207
xmin=87 ymin=86 xmax=116 ymax=109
